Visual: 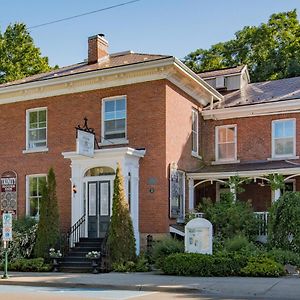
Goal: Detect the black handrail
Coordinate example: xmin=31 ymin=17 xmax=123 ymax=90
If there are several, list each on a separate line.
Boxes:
xmin=63 ymin=214 xmax=86 ymax=254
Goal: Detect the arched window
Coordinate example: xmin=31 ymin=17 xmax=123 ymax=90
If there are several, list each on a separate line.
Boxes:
xmin=84 ymin=167 xmax=115 ymax=177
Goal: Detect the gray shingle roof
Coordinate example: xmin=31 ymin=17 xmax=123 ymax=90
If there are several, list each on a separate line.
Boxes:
xmin=0 ymin=52 xmax=171 ymax=88
xmin=219 ymin=76 xmax=300 ymax=108
xmin=198 ymin=65 xmax=245 ymax=79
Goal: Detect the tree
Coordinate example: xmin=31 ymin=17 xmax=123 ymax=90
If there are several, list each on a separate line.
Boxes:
xmin=107 ymin=164 xmax=136 ymax=264
xmin=34 ymin=168 xmax=60 ymax=259
xmin=268 ymin=192 xmax=300 ymax=252
xmin=184 ymin=10 xmax=300 ymax=82
xmin=0 ymin=23 xmax=52 ymax=84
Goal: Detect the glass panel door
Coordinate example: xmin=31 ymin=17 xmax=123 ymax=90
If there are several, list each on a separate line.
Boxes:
xmin=87 ymin=181 xmax=111 ymax=238
xmin=88 ymin=182 xmax=98 ymax=238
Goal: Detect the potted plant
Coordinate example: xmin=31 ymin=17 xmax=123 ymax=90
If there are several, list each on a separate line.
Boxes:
xmin=49 ymin=248 xmax=62 ymax=272
xmin=86 ymin=251 xmax=101 ymax=274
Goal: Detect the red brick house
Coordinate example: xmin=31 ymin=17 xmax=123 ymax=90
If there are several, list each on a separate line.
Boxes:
xmin=187 ymin=66 xmax=300 ymax=240
xmin=0 ymin=34 xmax=222 ymax=253
xmin=1 ymin=34 xmax=299 ymax=257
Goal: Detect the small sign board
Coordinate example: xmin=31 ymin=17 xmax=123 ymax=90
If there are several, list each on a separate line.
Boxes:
xmin=76 ymin=130 xmax=95 ymax=157
xmin=2 ymin=213 xmax=13 ymax=242
xmin=185 ymin=217 xmax=213 ymax=254
xmin=1 ymin=171 xmax=17 ymax=215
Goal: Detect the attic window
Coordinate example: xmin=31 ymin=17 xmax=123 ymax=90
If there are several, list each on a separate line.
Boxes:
xmin=216 ymin=76 xmax=225 ymax=89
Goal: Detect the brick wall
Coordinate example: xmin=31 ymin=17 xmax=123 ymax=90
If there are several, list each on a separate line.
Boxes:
xmin=202 ymin=113 xmax=300 ymax=163
xmin=0 ymin=80 xmax=168 ymax=232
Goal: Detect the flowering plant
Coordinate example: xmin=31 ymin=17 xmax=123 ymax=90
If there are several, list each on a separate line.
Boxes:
xmin=49 ymin=248 xmax=62 ymax=258
xmin=86 ymin=251 xmax=101 ymax=259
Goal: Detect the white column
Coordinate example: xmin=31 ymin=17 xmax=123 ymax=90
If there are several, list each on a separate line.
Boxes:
xmin=230 ymin=184 xmax=237 ymax=202
xmin=274 ymin=189 xmax=281 ymax=202
xmin=188 ymin=178 xmax=195 ymax=211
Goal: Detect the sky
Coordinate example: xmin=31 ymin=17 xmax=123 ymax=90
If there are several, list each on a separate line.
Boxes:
xmin=0 ymin=0 xmax=299 ymax=67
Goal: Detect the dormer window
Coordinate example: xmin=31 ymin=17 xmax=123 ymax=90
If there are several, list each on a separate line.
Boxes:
xmin=215 ymin=76 xmax=225 ymax=89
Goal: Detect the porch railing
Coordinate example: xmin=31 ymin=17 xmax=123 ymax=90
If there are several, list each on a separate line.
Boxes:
xmin=254 ymin=211 xmax=269 ymax=242
xmin=188 ymin=211 xmax=269 ymax=242
xmin=63 ymin=214 xmax=86 ymax=253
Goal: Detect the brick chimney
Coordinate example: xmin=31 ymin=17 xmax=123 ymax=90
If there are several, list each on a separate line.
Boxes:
xmin=88 ymin=34 xmax=109 ymax=64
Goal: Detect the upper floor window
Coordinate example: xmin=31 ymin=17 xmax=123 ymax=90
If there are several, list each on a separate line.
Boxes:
xmin=216 ymin=125 xmax=237 ymax=161
xmin=192 ymin=109 xmax=199 ymax=155
xmin=102 ymin=96 xmax=126 ymax=141
xmin=272 ymin=119 xmax=296 ymax=158
xmin=27 ymin=174 xmax=46 ymax=219
xmin=26 ymin=108 xmax=47 ymax=150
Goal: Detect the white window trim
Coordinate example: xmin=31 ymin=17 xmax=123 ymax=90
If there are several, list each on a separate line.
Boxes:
xmin=101 ymin=95 xmax=127 ymax=144
xmin=26 ymin=173 xmax=47 ymax=218
xmin=215 ymin=124 xmax=238 ymax=163
xmin=25 ymin=107 xmax=48 ymax=152
xmin=271 ymin=118 xmax=296 ymax=159
xmin=191 ymin=109 xmax=199 ymax=157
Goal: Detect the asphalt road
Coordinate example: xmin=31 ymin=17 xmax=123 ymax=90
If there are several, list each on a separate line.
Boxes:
xmin=0 ymin=285 xmax=297 ymax=300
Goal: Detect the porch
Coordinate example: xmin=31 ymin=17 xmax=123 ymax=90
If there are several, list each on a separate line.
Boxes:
xmin=186 ymin=160 xmax=300 ymax=241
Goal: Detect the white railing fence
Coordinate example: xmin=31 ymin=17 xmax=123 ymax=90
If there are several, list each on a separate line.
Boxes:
xmin=254 ymin=211 xmax=269 ymax=243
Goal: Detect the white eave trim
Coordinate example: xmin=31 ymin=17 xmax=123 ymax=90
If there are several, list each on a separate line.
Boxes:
xmin=173 ymin=58 xmax=223 ymax=102
xmin=0 ymin=57 xmax=222 ymax=107
xmin=62 ymin=147 xmax=146 ymax=160
xmin=202 ymin=98 xmax=300 ymax=120
xmin=187 ymin=167 xmax=300 ymax=180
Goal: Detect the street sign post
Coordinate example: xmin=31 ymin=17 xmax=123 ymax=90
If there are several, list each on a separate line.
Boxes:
xmin=2 ymin=212 xmax=12 ymax=279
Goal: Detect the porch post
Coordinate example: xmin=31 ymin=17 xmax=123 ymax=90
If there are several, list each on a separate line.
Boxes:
xmin=230 ymin=184 xmax=237 ymax=202
xmin=188 ymin=178 xmax=195 ymax=211
xmin=274 ymin=189 xmax=281 ymax=202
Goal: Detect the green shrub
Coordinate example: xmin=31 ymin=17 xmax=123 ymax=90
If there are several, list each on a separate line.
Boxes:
xmin=34 ymin=168 xmax=60 ymax=259
xmin=135 ymin=254 xmax=150 ymax=272
xmin=152 ymin=237 xmax=184 ymax=269
xmin=223 ymin=235 xmax=261 ymax=256
xmin=112 ymin=255 xmax=150 ymax=272
xmin=0 ymin=258 xmax=50 ymax=272
xmin=162 ymin=252 xmax=249 ymax=276
xmin=268 ymin=192 xmax=300 ymax=252
xmin=107 ymin=165 xmax=136 ymax=265
xmin=240 ymin=257 xmax=284 ymax=277
xmin=197 ymin=192 xmax=259 ymax=241
xmin=0 ymin=218 xmax=37 ymax=260
xmin=266 ymin=248 xmax=300 ymax=267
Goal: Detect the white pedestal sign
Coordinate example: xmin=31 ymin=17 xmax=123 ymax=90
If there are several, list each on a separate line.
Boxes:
xmin=185 ymin=217 xmax=213 ymax=254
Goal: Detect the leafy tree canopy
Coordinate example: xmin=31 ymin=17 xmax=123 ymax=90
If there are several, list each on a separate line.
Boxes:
xmin=0 ymin=23 xmax=52 ymax=84
xmin=184 ymin=10 xmax=300 ymax=82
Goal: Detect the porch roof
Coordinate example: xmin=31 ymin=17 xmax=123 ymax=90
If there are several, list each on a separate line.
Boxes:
xmin=187 ymin=160 xmax=300 ymax=180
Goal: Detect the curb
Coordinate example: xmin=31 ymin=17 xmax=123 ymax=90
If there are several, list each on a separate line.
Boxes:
xmin=0 ymin=280 xmax=201 ymax=294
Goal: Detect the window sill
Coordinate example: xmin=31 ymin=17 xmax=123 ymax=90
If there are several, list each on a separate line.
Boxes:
xmin=267 ymin=156 xmax=299 ymax=161
xmin=211 ymin=159 xmax=240 ymax=165
xmin=98 ymin=139 xmax=129 ymax=147
xmin=23 ymin=147 xmax=48 ymax=154
xmin=191 ymin=152 xmax=202 ymax=160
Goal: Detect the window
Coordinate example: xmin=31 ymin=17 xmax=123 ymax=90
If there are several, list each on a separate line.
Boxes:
xmin=272 ymin=119 xmax=296 ymax=158
xmin=27 ymin=175 xmax=46 ymax=218
xmin=192 ymin=109 xmax=199 ymax=155
xmin=216 ymin=125 xmax=237 ymax=161
xmin=26 ymin=108 xmax=47 ymax=149
xmin=102 ymin=96 xmax=126 ymax=141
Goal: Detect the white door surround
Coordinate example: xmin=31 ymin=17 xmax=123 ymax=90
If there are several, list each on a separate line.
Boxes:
xmin=62 ymin=147 xmax=146 ymax=253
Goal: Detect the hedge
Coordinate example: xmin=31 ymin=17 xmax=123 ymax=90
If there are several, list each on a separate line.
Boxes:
xmin=162 ymin=253 xmax=284 ymax=277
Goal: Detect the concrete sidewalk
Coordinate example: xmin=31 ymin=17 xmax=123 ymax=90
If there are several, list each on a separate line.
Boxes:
xmin=0 ymin=271 xmax=299 ymax=299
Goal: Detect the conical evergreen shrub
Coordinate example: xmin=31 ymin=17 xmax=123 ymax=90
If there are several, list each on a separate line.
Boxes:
xmin=107 ymin=164 xmax=136 ymax=264
xmin=34 ymin=168 xmax=60 ymax=258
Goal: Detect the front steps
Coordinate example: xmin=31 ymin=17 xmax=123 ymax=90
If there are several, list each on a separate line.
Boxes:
xmin=59 ymin=237 xmax=103 ymax=273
